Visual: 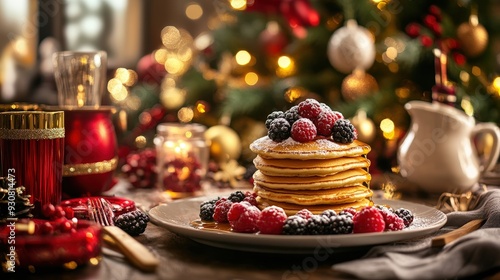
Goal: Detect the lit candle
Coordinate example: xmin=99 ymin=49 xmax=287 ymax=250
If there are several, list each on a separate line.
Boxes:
xmin=155 ymin=123 xmax=209 ymax=199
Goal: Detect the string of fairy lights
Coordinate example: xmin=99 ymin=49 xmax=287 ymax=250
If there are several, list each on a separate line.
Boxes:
xmin=106 ymin=0 xmax=500 ymax=151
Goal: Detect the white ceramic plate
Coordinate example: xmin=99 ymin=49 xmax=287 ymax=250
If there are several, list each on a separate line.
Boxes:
xmin=149 ymin=197 xmax=447 ymax=253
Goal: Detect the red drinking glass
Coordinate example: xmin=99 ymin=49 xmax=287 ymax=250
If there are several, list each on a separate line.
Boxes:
xmin=0 ymin=111 xmax=65 ymax=217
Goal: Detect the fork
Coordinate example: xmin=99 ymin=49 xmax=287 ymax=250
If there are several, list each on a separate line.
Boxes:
xmin=87 ymin=197 xmax=159 ymax=272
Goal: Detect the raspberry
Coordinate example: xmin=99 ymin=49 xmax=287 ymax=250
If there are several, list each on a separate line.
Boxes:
xmin=213 ymin=199 xmax=233 ymax=222
xmin=382 ymin=211 xmax=405 ymax=231
xmin=339 ymin=207 xmax=357 ymax=217
xmin=291 ymin=118 xmax=317 ymax=142
xmin=282 ymin=215 xmax=307 ymax=235
xmin=353 ymin=206 xmax=385 ymax=233
xmin=320 ymin=209 xmax=337 ymax=218
xmin=284 ymin=105 xmax=300 ymax=126
xmin=295 ymin=209 xmax=313 ymax=220
xmin=394 ymin=208 xmax=414 ymax=228
xmin=268 ymin=118 xmax=291 ymax=142
xmin=256 ymin=206 xmax=287 ymax=234
xmin=298 ymin=99 xmax=322 ymax=119
xmin=199 ymin=202 xmax=216 ymax=221
xmin=227 ymin=202 xmax=261 ymax=233
xmin=215 ymin=197 xmax=228 ymax=206
xmin=314 ymin=110 xmax=337 ymax=137
xmin=305 ymin=215 xmax=330 ymax=235
xmin=265 ymin=111 xmax=285 ymax=129
xmin=228 ymin=191 xmax=246 ymax=202
xmin=332 ymin=119 xmax=357 ymax=144
xmin=243 ymin=195 xmax=257 ymax=206
xmin=330 ymin=214 xmax=353 ymax=234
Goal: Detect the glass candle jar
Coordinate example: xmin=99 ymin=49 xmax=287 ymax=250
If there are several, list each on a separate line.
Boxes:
xmin=154 ymin=123 xmax=209 ymax=199
xmin=0 ymin=111 xmax=65 ymax=217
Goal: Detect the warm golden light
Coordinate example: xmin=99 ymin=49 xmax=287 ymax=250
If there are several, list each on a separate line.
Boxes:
xmin=492 ymin=77 xmax=500 ymax=92
xmin=178 ymin=107 xmax=194 ymax=122
xmin=135 ymin=135 xmax=147 ymax=148
xmin=154 ymin=48 xmax=168 ymax=64
xmin=160 ymin=87 xmax=186 ymax=109
xmin=245 ymin=72 xmax=259 ymax=85
xmin=380 ymin=118 xmax=395 ymax=133
xmin=277 ymin=56 xmax=292 ymax=68
xmin=186 ymin=3 xmax=203 ymax=20
xmin=235 ymin=50 xmax=251 ymax=65
xmin=284 ymin=87 xmax=307 ymax=102
xmin=230 ymin=0 xmax=246 ymax=10
xmin=164 ymin=57 xmax=185 ymax=75
xmin=461 ymin=98 xmax=474 ymax=116
xmin=161 ymin=26 xmax=181 ymax=49
xmin=196 ymin=101 xmax=207 ymax=114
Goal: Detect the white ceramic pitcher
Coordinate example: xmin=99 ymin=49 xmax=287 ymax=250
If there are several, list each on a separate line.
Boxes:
xmin=397 ymin=101 xmax=500 ymax=194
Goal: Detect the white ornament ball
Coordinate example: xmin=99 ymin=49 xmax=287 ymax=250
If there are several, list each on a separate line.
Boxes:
xmin=327 ymin=20 xmax=375 ymax=74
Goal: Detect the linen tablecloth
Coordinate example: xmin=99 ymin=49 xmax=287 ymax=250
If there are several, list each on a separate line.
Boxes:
xmin=332 ymin=189 xmax=500 ymax=279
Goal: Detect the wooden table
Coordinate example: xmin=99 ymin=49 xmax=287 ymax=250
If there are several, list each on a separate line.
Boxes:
xmin=10 ymin=178 xmax=499 ymax=280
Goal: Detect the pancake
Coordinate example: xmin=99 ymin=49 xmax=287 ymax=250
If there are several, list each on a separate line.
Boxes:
xmin=252 ymin=169 xmax=371 ymax=190
xmin=253 ymin=155 xmax=370 ymax=177
xmin=253 ymin=185 xmax=373 ymax=205
xmin=256 ymin=196 xmax=373 ymax=215
xmin=250 ymin=136 xmax=371 ymax=160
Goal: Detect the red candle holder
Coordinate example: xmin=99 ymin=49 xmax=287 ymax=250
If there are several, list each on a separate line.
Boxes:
xmin=0 ymin=111 xmax=65 ymax=217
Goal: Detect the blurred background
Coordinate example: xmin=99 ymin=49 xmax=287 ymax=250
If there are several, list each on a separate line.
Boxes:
xmin=1 ymin=0 xmax=499 ymax=185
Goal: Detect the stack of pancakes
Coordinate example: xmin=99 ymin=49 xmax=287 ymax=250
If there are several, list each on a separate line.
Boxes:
xmin=250 ymin=136 xmax=373 ymax=215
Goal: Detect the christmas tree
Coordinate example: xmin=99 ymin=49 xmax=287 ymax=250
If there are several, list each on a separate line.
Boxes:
xmin=112 ymin=0 xmax=500 ymax=177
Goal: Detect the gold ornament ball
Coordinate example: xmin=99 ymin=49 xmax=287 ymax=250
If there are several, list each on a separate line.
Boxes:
xmin=351 ymin=110 xmax=376 ymax=143
xmin=341 ymin=70 xmax=379 ymax=101
xmin=457 ymin=21 xmax=488 ymax=57
xmin=205 ymin=125 xmax=242 ymax=162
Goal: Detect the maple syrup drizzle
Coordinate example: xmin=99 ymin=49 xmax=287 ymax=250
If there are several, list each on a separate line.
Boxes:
xmin=190 ymin=220 xmax=233 ymax=233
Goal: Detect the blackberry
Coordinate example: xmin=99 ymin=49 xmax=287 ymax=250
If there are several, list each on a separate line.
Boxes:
xmin=329 ymin=214 xmax=353 ymax=234
xmin=282 ymin=215 xmax=308 ymax=235
xmin=284 ymin=106 xmax=300 ymax=126
xmin=265 ymin=111 xmax=285 ymax=129
xmin=114 ymin=210 xmax=150 ymax=236
xmin=320 ymin=209 xmax=337 ymax=218
xmin=199 ymin=198 xmax=218 ymax=221
xmin=331 ymin=119 xmax=357 ymax=144
xmin=228 ymin=191 xmax=246 ymax=202
xmin=268 ymin=118 xmax=291 ymax=142
xmin=394 ymin=208 xmax=414 ymax=227
xmin=305 ymin=215 xmax=330 ymax=235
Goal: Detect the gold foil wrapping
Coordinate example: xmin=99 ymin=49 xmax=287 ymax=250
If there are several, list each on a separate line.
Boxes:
xmin=0 ymin=111 xmax=64 ymax=139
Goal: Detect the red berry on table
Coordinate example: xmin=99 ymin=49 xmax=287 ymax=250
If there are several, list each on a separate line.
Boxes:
xmin=60 ymin=220 xmax=74 ymax=233
xmin=353 ymin=206 xmax=385 ymax=233
xmin=298 ymin=98 xmax=322 ymax=119
xmin=40 ymin=221 xmax=54 ymax=235
xmin=420 ymin=35 xmax=433 ymax=47
xmin=405 ymin=23 xmax=420 ymax=38
xmin=54 ymin=206 xmax=66 ymax=219
xmin=227 ymin=201 xmax=261 ymax=233
xmin=257 ymin=206 xmax=287 ymax=235
xmin=291 ymin=118 xmax=317 ymax=142
xmin=213 ymin=199 xmax=233 ymax=223
xmin=42 ymin=203 xmax=56 ymax=219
